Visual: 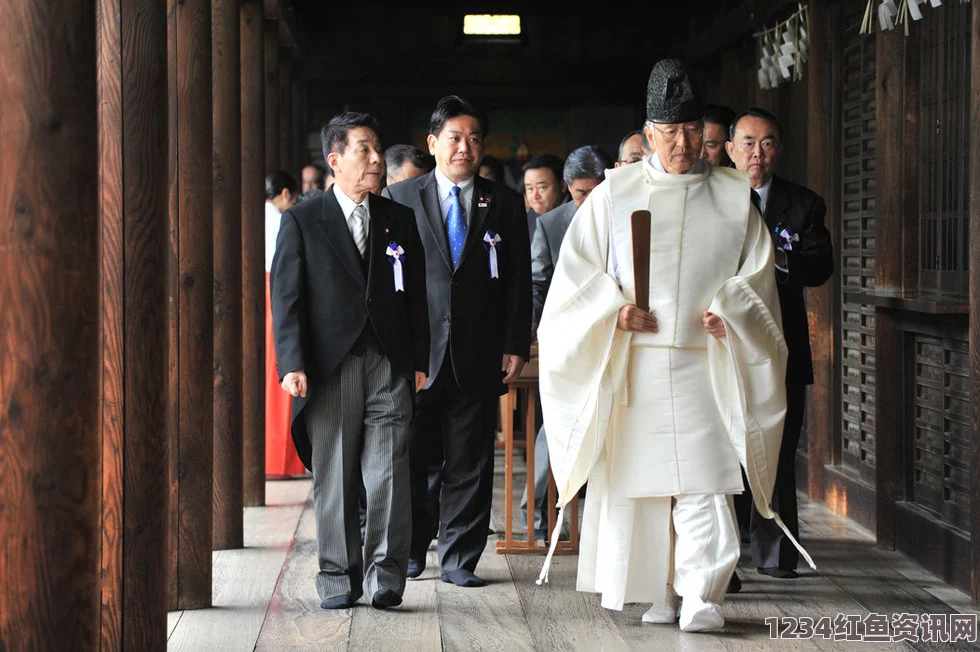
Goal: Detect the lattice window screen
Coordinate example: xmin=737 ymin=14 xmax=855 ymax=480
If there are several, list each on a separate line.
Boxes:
xmin=839 ymin=3 xmax=877 ymax=482
xmin=909 ymin=333 xmax=970 ymax=531
xmin=918 ymin=1 xmax=972 ymax=295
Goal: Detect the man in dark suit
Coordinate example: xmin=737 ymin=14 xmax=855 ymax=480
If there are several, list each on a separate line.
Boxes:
xmin=384 ymin=95 xmax=532 ymax=588
xmin=522 ymin=145 xmax=612 ymax=537
xmin=271 ymin=112 xmax=429 ymax=609
xmin=727 ymin=107 xmax=833 ymax=578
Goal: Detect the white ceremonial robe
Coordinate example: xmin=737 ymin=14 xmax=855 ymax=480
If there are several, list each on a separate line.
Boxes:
xmin=538 ymin=158 xmax=795 ymax=609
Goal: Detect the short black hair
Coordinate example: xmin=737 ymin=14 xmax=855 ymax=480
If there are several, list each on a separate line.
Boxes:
xmin=265 ymin=169 xmax=298 ymax=200
xmin=563 ymin=146 xmax=612 ymax=185
xmin=429 ymin=95 xmax=488 ymax=137
xmin=303 ymin=162 xmax=326 ymax=189
xmin=522 ymin=154 xmax=564 ymax=187
xmin=730 ymin=107 xmax=782 ymax=142
xmin=320 ymin=111 xmax=380 ymax=162
xmin=618 ymin=130 xmax=643 ymax=161
xmin=703 ymin=104 xmax=736 ymax=136
xmin=479 ymin=155 xmax=505 ymax=183
xmin=385 ymin=144 xmax=430 ymax=175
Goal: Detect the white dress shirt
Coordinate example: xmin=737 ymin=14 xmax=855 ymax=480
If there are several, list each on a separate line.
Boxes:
xmin=333 ymin=185 xmax=372 ymax=237
xmin=753 ymin=177 xmax=773 ymax=215
xmin=434 ymin=168 xmax=475 ymax=227
xmin=265 ymin=201 xmax=282 ymax=272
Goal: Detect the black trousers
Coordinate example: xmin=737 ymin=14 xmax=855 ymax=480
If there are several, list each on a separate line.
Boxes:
xmin=751 ymin=382 xmax=807 ymax=570
xmin=408 ymin=355 xmax=498 ymax=573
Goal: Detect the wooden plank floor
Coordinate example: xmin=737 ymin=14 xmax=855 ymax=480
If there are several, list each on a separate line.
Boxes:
xmin=168 ymin=455 xmax=980 ymax=651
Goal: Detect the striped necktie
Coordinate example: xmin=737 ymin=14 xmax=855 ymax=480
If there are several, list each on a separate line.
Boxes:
xmin=349 ymin=203 xmax=367 ymax=258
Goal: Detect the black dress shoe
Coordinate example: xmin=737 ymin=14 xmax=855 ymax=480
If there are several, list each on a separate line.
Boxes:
xmin=440 ymin=569 xmax=487 ymax=587
xmin=371 ymin=588 xmax=402 ymax=609
xmin=320 ymin=594 xmax=355 ymax=609
xmin=406 ymin=557 xmax=426 ymax=579
xmin=757 ymin=566 xmax=799 ymax=579
xmin=727 ymin=571 xmax=742 ymax=593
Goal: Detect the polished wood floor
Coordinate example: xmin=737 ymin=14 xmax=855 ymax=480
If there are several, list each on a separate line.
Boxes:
xmin=168 ymin=453 xmax=980 ymax=651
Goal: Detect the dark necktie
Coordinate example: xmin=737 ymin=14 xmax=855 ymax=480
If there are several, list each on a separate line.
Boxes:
xmin=446 ymin=185 xmax=466 ymax=268
xmin=750 ymin=189 xmax=762 ymax=214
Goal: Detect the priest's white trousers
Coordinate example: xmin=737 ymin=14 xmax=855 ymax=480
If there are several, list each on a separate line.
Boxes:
xmin=580 ymin=486 xmax=739 ymax=611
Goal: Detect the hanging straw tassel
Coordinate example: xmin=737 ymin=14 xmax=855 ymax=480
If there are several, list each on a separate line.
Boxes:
xmin=535 ymin=505 xmax=567 ymax=585
xmin=860 ymin=0 xmax=876 ymax=33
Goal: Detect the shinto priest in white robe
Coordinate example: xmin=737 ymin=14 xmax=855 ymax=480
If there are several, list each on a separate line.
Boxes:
xmin=537 ymin=156 xmax=813 ymax=610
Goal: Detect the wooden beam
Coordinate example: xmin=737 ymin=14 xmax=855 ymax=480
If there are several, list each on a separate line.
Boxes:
xmin=241 ymin=0 xmax=266 ymax=508
xmin=168 ymin=0 xmax=214 ymax=610
xmin=0 ymin=1 xmax=100 ymax=647
xmin=264 ymin=19 xmax=280 ymax=172
xmin=213 ymin=0 xmax=244 ymax=550
xmin=681 ymin=0 xmax=797 ymax=63
xmin=803 ymin=0 xmax=841 ymax=502
xmin=98 ymin=0 xmax=169 ymax=647
xmin=969 ymin=0 xmax=980 ymax=604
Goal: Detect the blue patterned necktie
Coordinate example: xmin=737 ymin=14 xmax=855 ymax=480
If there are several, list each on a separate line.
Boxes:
xmin=446 ymin=185 xmax=466 ymax=268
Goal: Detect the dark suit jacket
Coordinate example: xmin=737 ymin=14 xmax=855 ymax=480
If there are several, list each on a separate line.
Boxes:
xmin=762 ymin=175 xmax=834 ymax=385
xmin=384 ymin=171 xmax=531 ymax=395
xmin=531 ymin=200 xmax=578 ymax=324
xmin=270 ymin=185 xmax=429 ymax=467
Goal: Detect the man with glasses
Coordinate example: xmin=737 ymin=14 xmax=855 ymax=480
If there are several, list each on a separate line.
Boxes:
xmin=727 ymin=108 xmax=833 ymax=581
xmin=539 ymin=60 xmax=796 ymax=632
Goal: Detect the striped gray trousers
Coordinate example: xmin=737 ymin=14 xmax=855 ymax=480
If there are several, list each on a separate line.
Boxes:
xmin=303 ymin=342 xmax=411 ymax=601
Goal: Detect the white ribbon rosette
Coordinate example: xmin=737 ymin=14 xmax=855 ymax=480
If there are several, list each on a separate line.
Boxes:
xmin=483 ymin=231 xmax=502 ymax=279
xmin=386 ymin=242 xmax=405 ymax=292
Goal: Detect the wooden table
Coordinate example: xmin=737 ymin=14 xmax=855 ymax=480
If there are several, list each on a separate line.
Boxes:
xmin=495 ymin=369 xmax=579 ymax=555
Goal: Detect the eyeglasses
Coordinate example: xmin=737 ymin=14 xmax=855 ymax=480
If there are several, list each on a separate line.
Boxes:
xmin=736 ymin=139 xmax=778 ymax=153
xmin=649 ymin=122 xmax=704 ymax=143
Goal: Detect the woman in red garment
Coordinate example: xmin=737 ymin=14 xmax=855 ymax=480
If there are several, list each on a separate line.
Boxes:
xmin=264 ymin=170 xmax=304 ymax=477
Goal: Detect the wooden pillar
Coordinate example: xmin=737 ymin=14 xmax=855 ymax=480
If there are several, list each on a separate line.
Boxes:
xmin=803 ymin=0 xmax=841 ymax=502
xmin=213 ymin=0 xmax=244 ymax=549
xmin=0 ymin=1 xmax=100 ymax=648
xmin=167 ymin=0 xmax=214 ymax=609
xmin=292 ymin=66 xmax=305 ymax=173
xmin=98 ymin=0 xmax=169 ymax=647
xmin=278 ymin=48 xmax=294 ymax=177
xmin=263 ymin=19 xmax=280 ymax=173
xmin=873 ymin=27 xmax=908 ymax=550
xmin=969 ymin=1 xmax=980 ymax=603
xmin=241 ymin=0 xmax=266 ymax=507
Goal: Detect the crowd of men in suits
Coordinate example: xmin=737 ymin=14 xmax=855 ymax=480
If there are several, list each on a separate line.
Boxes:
xmin=265 ymin=72 xmax=832 ymax=620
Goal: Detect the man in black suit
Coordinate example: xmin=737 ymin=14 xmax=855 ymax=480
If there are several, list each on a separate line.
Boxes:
xmin=271 ymin=112 xmax=429 ymax=609
xmin=522 ymin=145 xmax=612 ymax=537
xmin=384 ymin=95 xmax=532 ymax=588
xmin=727 ymin=107 xmax=833 ymax=578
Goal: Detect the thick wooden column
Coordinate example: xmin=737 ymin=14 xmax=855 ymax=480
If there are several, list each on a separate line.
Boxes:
xmin=873 ymin=27 xmax=908 ymax=550
xmin=292 ymin=66 xmax=305 ymax=173
xmin=241 ymin=0 xmax=266 ymax=507
xmin=263 ymin=18 xmax=280 ymax=172
xmin=969 ymin=1 xmax=980 ymax=603
xmin=98 ymin=0 xmax=169 ymax=647
xmin=803 ymin=0 xmax=841 ymax=502
xmin=212 ymin=0 xmax=244 ymax=551
xmin=279 ymin=48 xmax=292 ymax=176
xmin=167 ymin=0 xmax=214 ymax=609
xmin=278 ymin=48 xmax=294 ymax=176
xmin=0 ymin=2 xmax=100 ymax=648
